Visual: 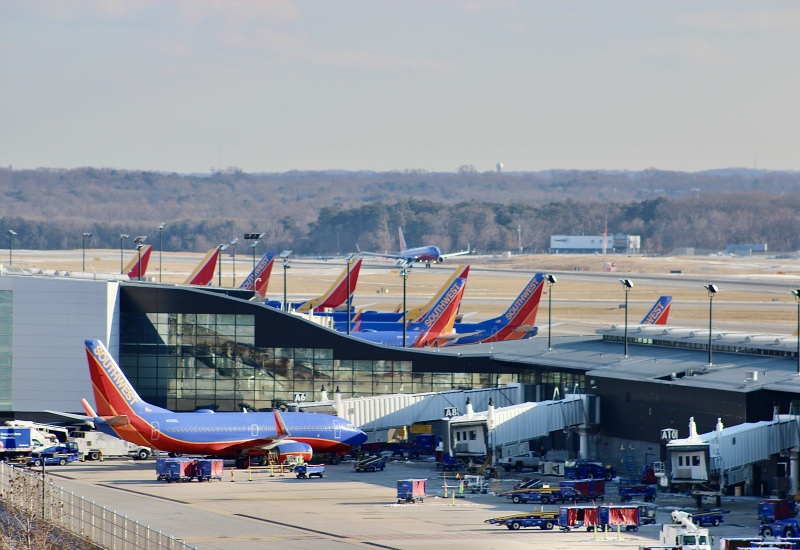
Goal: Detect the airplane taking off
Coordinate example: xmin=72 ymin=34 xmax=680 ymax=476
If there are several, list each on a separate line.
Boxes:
xmin=345 ymin=272 xmax=546 ymax=347
xmin=183 ymin=248 xmax=221 ymax=286
xmin=640 ymin=296 xmax=672 ymax=325
xmin=239 ymin=252 xmax=276 ymax=297
xmin=124 ymin=245 xmax=152 ymax=280
xmin=342 ymin=266 xmax=469 ymax=348
xmin=81 ymin=339 xmax=367 ymax=468
xmin=359 ymin=227 xmax=469 ymax=268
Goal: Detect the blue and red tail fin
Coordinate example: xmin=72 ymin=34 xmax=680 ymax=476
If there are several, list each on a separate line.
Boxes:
xmin=125 ymin=245 xmax=152 ymax=280
xmin=398 ymin=227 xmax=408 ymax=252
xmin=183 ymin=248 xmax=221 ymax=286
xmin=478 ymin=273 xmax=546 ymax=342
xmin=412 ymin=265 xmax=469 ymax=347
xmin=84 ymin=339 xmax=168 ymax=418
xmin=240 ymin=252 xmax=276 ymax=296
xmin=640 ymin=296 xmax=672 ymax=325
xmin=296 ymin=258 xmax=363 ymax=313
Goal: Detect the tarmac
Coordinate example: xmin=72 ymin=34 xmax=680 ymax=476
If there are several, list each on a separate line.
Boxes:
xmin=42 ymin=457 xmax=771 ymax=550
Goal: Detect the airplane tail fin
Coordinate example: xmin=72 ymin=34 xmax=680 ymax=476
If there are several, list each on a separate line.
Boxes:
xmin=405 ymin=264 xmax=469 ymax=322
xmin=84 ymin=339 xmax=169 ymax=418
xmin=499 ymin=273 xmax=546 ymax=328
xmin=240 ymin=252 xmax=276 ymax=296
xmin=125 ymin=245 xmax=152 ymax=280
xmin=296 ymin=258 xmax=363 ymax=313
xmin=412 ymin=265 xmax=469 ymax=347
xmin=641 ymin=296 xmax=672 ymax=325
xmin=183 ymin=248 xmax=221 ymax=286
xmin=398 ymin=227 xmax=408 ymax=252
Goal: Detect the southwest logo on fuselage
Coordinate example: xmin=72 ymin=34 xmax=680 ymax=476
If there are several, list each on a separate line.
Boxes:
xmin=93 ymin=344 xmax=140 ymax=406
xmin=504 ymin=275 xmax=544 ymax=322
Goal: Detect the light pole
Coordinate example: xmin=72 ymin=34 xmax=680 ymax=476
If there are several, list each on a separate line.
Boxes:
xmin=619 ymin=279 xmax=633 ymax=358
xmin=344 ymin=253 xmax=358 ymax=335
xmin=81 ymin=232 xmax=92 ymax=271
xmin=119 ymin=234 xmax=129 ymax=274
xmin=705 ymin=284 xmax=718 ymax=366
xmin=229 ymin=237 xmax=238 ymax=286
xmin=8 ymin=229 xmax=17 ymax=266
xmin=399 ymin=261 xmax=412 ymax=347
xmin=158 ymin=223 xmax=165 ymax=282
xmin=280 ymin=250 xmax=292 ymax=311
xmin=134 ymin=236 xmax=147 ymax=281
xmin=244 ymin=233 xmax=264 ymax=284
xmin=545 ymin=274 xmax=557 ymax=350
xmin=793 ymin=290 xmax=800 ymax=375
xmin=217 ymin=244 xmax=228 ymax=286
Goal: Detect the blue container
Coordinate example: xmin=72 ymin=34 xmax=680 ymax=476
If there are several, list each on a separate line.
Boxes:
xmin=397 ymin=479 xmax=426 ymax=503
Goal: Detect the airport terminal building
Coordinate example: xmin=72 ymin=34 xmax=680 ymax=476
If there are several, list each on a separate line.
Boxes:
xmin=3 ymin=269 xmax=800 ymax=484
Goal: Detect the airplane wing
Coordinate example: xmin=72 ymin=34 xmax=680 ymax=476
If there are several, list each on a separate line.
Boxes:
xmin=441 ymin=243 xmax=470 ymax=259
xmin=216 ymin=410 xmax=290 ymax=453
xmin=357 ymin=251 xmax=414 ymax=261
xmin=44 ymin=409 xmax=95 ymax=426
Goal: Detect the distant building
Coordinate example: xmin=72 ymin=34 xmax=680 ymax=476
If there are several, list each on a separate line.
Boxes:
xmin=725 ymin=243 xmax=768 ymax=255
xmin=550 ymin=235 xmax=640 ymax=254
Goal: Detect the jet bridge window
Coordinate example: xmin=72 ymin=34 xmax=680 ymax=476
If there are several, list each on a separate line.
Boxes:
xmin=469 ymin=430 xmax=477 ymax=441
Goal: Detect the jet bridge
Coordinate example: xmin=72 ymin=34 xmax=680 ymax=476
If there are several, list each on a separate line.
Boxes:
xmin=665 ymin=412 xmax=800 ymax=496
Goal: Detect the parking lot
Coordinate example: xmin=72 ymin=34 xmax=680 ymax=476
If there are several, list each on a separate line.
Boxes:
xmin=39 ymin=457 xmax=773 ymax=550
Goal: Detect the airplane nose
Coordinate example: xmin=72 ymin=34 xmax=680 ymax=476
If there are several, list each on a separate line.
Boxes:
xmin=349 ymin=428 xmax=368 ymax=447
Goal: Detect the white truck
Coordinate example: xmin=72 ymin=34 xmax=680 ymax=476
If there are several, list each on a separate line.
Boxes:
xmin=654 ymin=511 xmax=712 ymax=550
xmin=501 ymin=451 xmax=543 ymax=472
xmin=69 ymin=430 xmax=152 ymax=460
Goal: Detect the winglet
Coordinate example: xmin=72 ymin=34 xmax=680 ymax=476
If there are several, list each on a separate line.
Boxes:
xmin=81 ymin=398 xmax=98 ymax=418
xmin=274 ymin=409 xmax=291 ymax=437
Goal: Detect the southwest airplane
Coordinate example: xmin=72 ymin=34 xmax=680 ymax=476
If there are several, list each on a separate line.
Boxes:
xmin=343 ymin=266 xmax=469 ymax=348
xmin=266 ymin=258 xmax=364 ymax=313
xmin=81 ymin=339 xmax=367 ymax=468
xmin=182 ymin=248 xmax=221 ymax=286
xmin=345 ymin=273 xmax=546 ymax=346
xmin=640 ymin=296 xmax=672 ymax=325
xmin=239 ymin=252 xmax=276 ymax=297
xmin=330 ymin=264 xmax=469 ymax=324
xmin=124 ymin=244 xmax=152 ymax=280
xmin=359 ymin=227 xmax=469 ymax=268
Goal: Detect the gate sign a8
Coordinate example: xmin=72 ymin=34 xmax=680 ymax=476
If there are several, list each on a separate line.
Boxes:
xmin=444 ymin=407 xmax=459 ymax=418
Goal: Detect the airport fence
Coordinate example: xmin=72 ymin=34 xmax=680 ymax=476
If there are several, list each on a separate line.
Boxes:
xmin=0 ymin=463 xmax=197 ymax=550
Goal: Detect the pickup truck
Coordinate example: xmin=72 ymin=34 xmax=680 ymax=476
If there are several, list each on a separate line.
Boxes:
xmin=501 ymin=451 xmax=543 ymax=472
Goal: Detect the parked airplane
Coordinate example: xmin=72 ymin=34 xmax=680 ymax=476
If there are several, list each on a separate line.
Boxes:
xmin=266 ymin=258 xmax=364 ymax=313
xmin=342 ymin=266 xmax=470 ymax=348
xmin=183 ymin=248 xmax=221 ymax=286
xmin=331 ymin=264 xmax=469 ymax=324
xmin=124 ymin=245 xmax=152 ymax=280
xmin=80 ymin=339 xmax=367 ymax=468
xmin=239 ymin=252 xmax=276 ymax=297
xmin=640 ymin=296 xmax=672 ymax=325
xmin=359 ymin=227 xmax=469 ymax=268
xmin=345 ymin=273 xmax=546 ymax=346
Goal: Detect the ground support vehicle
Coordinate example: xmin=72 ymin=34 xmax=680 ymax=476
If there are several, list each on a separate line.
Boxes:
xmin=485 ymin=510 xmax=559 ymax=531
xmin=687 ymin=509 xmax=729 ymax=527
xmin=397 ymin=479 xmax=426 ymax=503
xmin=501 ymin=451 xmax=543 ymax=472
xmin=195 ymin=459 xmax=223 ymax=481
xmin=69 ymin=430 xmax=152 ymax=461
xmin=758 ymin=499 xmax=800 ymax=538
xmin=462 ymin=475 xmax=489 ymax=494
xmin=618 ymin=484 xmax=657 ymax=502
xmin=558 ymin=506 xmax=597 ymax=532
xmin=0 ymin=427 xmax=57 ymax=462
xmin=506 ymin=485 xmax=564 ymax=504
xmin=355 ymin=456 xmax=386 ymax=472
xmin=564 ymin=460 xmax=617 ymax=481
xmin=295 ymin=464 xmax=325 ymax=479
xmin=440 ymin=453 xmax=461 ymax=471
xmin=26 ymin=443 xmax=81 ymax=467
xmin=560 ymin=479 xmax=606 ymax=503
xmin=660 ymin=511 xmax=712 ymax=550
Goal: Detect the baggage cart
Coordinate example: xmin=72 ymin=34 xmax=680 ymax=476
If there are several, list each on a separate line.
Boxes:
xmin=196 ymin=459 xmax=224 ymax=481
xmin=296 ymin=464 xmax=325 ymax=479
xmin=397 ymin=478 xmax=426 ymax=503
xmin=618 ymin=484 xmax=657 ymax=502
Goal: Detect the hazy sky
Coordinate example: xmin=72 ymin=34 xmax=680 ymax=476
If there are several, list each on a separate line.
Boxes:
xmin=2 ymin=1 xmax=799 ymax=174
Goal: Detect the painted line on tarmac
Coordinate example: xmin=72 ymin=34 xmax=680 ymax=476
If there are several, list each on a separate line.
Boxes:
xmin=97 ymin=483 xmax=191 ymax=505
xmin=234 ymin=513 xmax=348 ymax=539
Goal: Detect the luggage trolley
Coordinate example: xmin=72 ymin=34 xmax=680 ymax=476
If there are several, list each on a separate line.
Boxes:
xmin=397 ymin=479 xmax=427 ymax=504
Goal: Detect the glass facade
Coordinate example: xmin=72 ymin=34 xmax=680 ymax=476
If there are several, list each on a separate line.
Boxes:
xmin=0 ymin=291 xmax=10 ymax=411
xmin=118 ymin=285 xmax=583 ymax=413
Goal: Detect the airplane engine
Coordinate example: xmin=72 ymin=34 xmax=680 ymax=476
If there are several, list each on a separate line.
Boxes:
xmin=436 ymin=257 xmax=444 ymax=263
xmin=276 ymin=441 xmax=313 ymax=463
